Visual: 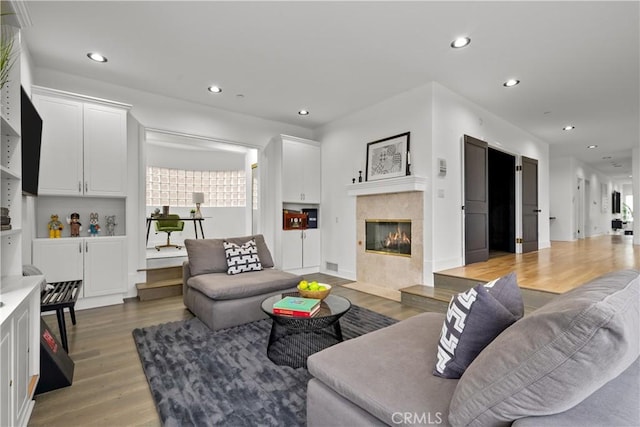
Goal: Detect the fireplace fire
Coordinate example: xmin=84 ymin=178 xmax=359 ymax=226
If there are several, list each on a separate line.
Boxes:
xmin=365 ymin=220 xmax=411 ymax=256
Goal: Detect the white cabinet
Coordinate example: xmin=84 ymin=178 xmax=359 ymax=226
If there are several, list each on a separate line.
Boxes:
xmin=263 ymin=135 xmax=322 ymax=272
xmin=282 ymin=139 xmax=321 ymax=203
xmin=281 ymin=229 xmax=321 ymax=272
xmin=0 ymin=276 xmax=42 ymax=427
xmin=32 ymin=87 xmax=128 ymax=197
xmin=0 ymin=324 xmax=11 ymax=427
xmin=32 ymin=237 xmax=126 ymax=305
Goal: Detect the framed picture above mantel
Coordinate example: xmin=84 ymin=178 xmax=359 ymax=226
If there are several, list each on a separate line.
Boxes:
xmin=365 ymin=132 xmax=410 ymax=181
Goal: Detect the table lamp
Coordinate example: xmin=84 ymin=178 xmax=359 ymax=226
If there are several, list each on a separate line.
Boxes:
xmin=192 ymin=192 xmax=204 ymax=219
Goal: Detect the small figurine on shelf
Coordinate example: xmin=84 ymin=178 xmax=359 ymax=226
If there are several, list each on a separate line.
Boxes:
xmin=67 ymin=212 xmax=82 ymax=237
xmin=104 ymin=215 xmax=117 ymax=236
xmin=48 ymin=214 xmax=64 ymax=238
xmin=88 ymin=212 xmax=101 ymax=237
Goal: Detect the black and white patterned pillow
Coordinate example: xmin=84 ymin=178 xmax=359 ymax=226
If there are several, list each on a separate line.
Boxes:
xmin=433 ymin=272 xmax=523 ymax=379
xmin=223 ymin=239 xmax=263 ymax=275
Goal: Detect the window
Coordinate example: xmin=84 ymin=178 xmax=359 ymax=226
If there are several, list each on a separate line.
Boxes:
xmin=146 ymin=166 xmax=246 ymax=207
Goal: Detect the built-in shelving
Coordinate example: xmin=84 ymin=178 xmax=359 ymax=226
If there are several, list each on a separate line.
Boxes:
xmin=0 ymin=228 xmax=20 ymax=238
xmin=1 ymin=112 xmax=20 ymax=137
xmin=1 ymin=165 xmax=20 ymax=180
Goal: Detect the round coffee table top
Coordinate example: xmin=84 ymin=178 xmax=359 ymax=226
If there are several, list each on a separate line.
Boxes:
xmin=261 ymin=292 xmax=351 ymax=320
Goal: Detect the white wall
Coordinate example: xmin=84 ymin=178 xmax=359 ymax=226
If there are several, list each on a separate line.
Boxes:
xmin=146 ymin=144 xmax=245 ymax=171
xmin=430 ymin=83 xmax=550 ymax=272
xmin=314 ymin=84 xmax=433 ymax=281
xmin=316 ymin=82 xmax=552 ymax=285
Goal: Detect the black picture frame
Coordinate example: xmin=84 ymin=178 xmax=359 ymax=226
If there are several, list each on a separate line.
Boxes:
xmin=365 ymin=132 xmax=410 ymax=181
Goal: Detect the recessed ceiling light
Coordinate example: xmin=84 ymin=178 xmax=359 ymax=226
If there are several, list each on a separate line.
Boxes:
xmin=208 ymin=86 xmax=222 ymax=93
xmin=298 ymin=110 xmax=309 ymax=116
xmin=450 ymin=37 xmax=471 ymax=49
xmin=587 ymin=145 xmax=598 ymax=149
xmin=503 ymin=79 xmax=520 ymax=87
xmin=563 ymin=125 xmax=575 ymax=131
xmin=87 ymin=52 xmax=107 ymax=63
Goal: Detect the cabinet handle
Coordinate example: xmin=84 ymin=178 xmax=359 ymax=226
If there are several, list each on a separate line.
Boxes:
xmin=85 ymin=181 xmax=88 ymax=192
xmin=85 ymin=242 xmax=88 ymax=252
xmin=79 ymin=242 xmax=82 ymax=253
xmin=78 ymin=181 xmax=82 ymax=193
xmin=9 ymin=379 xmax=12 ymax=387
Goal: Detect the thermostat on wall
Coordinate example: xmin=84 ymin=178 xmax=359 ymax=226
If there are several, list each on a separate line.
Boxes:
xmin=438 ymin=158 xmax=447 ymax=176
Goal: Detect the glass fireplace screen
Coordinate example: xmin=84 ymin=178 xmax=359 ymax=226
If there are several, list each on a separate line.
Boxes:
xmin=365 ymin=219 xmax=411 ymax=256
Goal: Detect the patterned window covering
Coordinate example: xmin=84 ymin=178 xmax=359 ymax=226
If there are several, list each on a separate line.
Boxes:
xmin=223 ymin=239 xmax=263 ymax=275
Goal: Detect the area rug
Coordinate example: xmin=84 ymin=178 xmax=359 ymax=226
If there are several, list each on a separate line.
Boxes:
xmin=132 ymin=305 xmax=397 ymax=427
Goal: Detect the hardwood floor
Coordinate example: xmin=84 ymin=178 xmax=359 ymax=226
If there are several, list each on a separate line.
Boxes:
xmin=30 ymin=236 xmax=637 ymax=425
xmin=28 ymin=277 xmax=426 ymax=426
xmin=437 ymin=235 xmax=639 ymax=294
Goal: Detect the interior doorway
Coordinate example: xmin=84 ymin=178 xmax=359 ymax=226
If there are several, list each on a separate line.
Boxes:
xmin=464 ymin=135 xmax=521 ymax=265
xmin=488 ymin=148 xmax=516 ymax=255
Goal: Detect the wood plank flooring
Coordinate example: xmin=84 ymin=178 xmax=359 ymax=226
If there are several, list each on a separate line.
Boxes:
xmin=437 ymin=235 xmax=639 ymax=294
xmin=28 ymin=276 xmax=427 ymax=427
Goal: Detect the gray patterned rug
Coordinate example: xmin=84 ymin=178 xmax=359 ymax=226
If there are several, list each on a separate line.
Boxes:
xmin=132 ymin=305 xmax=397 ymax=427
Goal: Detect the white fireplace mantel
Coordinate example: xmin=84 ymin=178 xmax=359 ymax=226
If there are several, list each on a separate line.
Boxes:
xmin=346 ymin=176 xmax=428 ymax=197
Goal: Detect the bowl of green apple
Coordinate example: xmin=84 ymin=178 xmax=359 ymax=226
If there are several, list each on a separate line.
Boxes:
xmin=297 ymin=280 xmax=331 ymax=300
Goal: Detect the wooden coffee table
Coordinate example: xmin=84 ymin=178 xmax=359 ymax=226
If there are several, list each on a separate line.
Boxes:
xmin=261 ymin=293 xmax=351 ymax=368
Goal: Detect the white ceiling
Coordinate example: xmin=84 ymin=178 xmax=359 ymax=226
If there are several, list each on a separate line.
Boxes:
xmin=18 ymin=1 xmax=639 ymax=180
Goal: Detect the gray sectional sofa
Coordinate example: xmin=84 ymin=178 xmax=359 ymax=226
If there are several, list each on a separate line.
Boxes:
xmin=182 ymin=234 xmax=301 ymax=331
xmin=307 ymin=269 xmax=640 ymax=426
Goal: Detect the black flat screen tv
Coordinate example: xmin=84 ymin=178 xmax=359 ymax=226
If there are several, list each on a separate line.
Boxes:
xmin=21 ymin=86 xmax=43 ymax=196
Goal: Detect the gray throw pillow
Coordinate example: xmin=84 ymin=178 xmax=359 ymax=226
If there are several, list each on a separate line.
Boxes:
xmin=449 ymin=269 xmax=640 ymax=426
xmin=223 ymin=239 xmax=263 ymax=275
xmin=434 ymin=272 xmax=523 ymax=379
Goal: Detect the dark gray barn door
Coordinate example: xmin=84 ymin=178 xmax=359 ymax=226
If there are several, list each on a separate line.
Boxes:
xmin=464 ymin=135 xmax=489 ymax=264
xmin=521 ymin=156 xmax=539 ymax=253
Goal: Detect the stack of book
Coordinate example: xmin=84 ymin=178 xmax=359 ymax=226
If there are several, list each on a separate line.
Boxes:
xmin=273 ymin=296 xmax=321 ymax=317
xmin=1 ymin=207 xmax=11 ymax=231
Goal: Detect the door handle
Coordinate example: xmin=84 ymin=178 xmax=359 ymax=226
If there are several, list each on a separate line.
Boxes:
xmin=534 ymin=209 xmax=542 ymax=213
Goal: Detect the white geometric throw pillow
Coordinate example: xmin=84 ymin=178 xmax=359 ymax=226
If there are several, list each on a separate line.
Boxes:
xmin=223 ymin=239 xmax=263 ymax=275
xmin=433 ymin=272 xmax=523 ymax=379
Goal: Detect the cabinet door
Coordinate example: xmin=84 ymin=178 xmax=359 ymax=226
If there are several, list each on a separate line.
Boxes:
xmin=282 ymin=140 xmax=321 ymax=203
xmin=281 ymin=230 xmax=303 ymax=270
xmin=302 ymin=229 xmax=321 ymax=268
xmin=300 ymin=143 xmax=321 ymax=203
xmin=14 ymin=305 xmax=30 ymax=424
xmin=84 ymin=238 xmax=126 ymax=297
xmin=0 ymin=322 xmax=12 ymax=427
xmin=33 ymin=95 xmax=84 ymax=196
xmin=32 ymin=239 xmax=84 ymax=283
xmin=83 ymin=104 xmax=127 ymax=196
xmin=282 ymin=140 xmax=305 ymax=202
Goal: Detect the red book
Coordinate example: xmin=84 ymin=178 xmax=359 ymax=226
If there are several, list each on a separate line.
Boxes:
xmin=273 ymin=304 xmax=320 ymax=317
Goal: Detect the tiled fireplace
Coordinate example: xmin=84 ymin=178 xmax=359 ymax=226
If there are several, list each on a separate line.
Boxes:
xmin=356 ymin=190 xmax=423 ymax=290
